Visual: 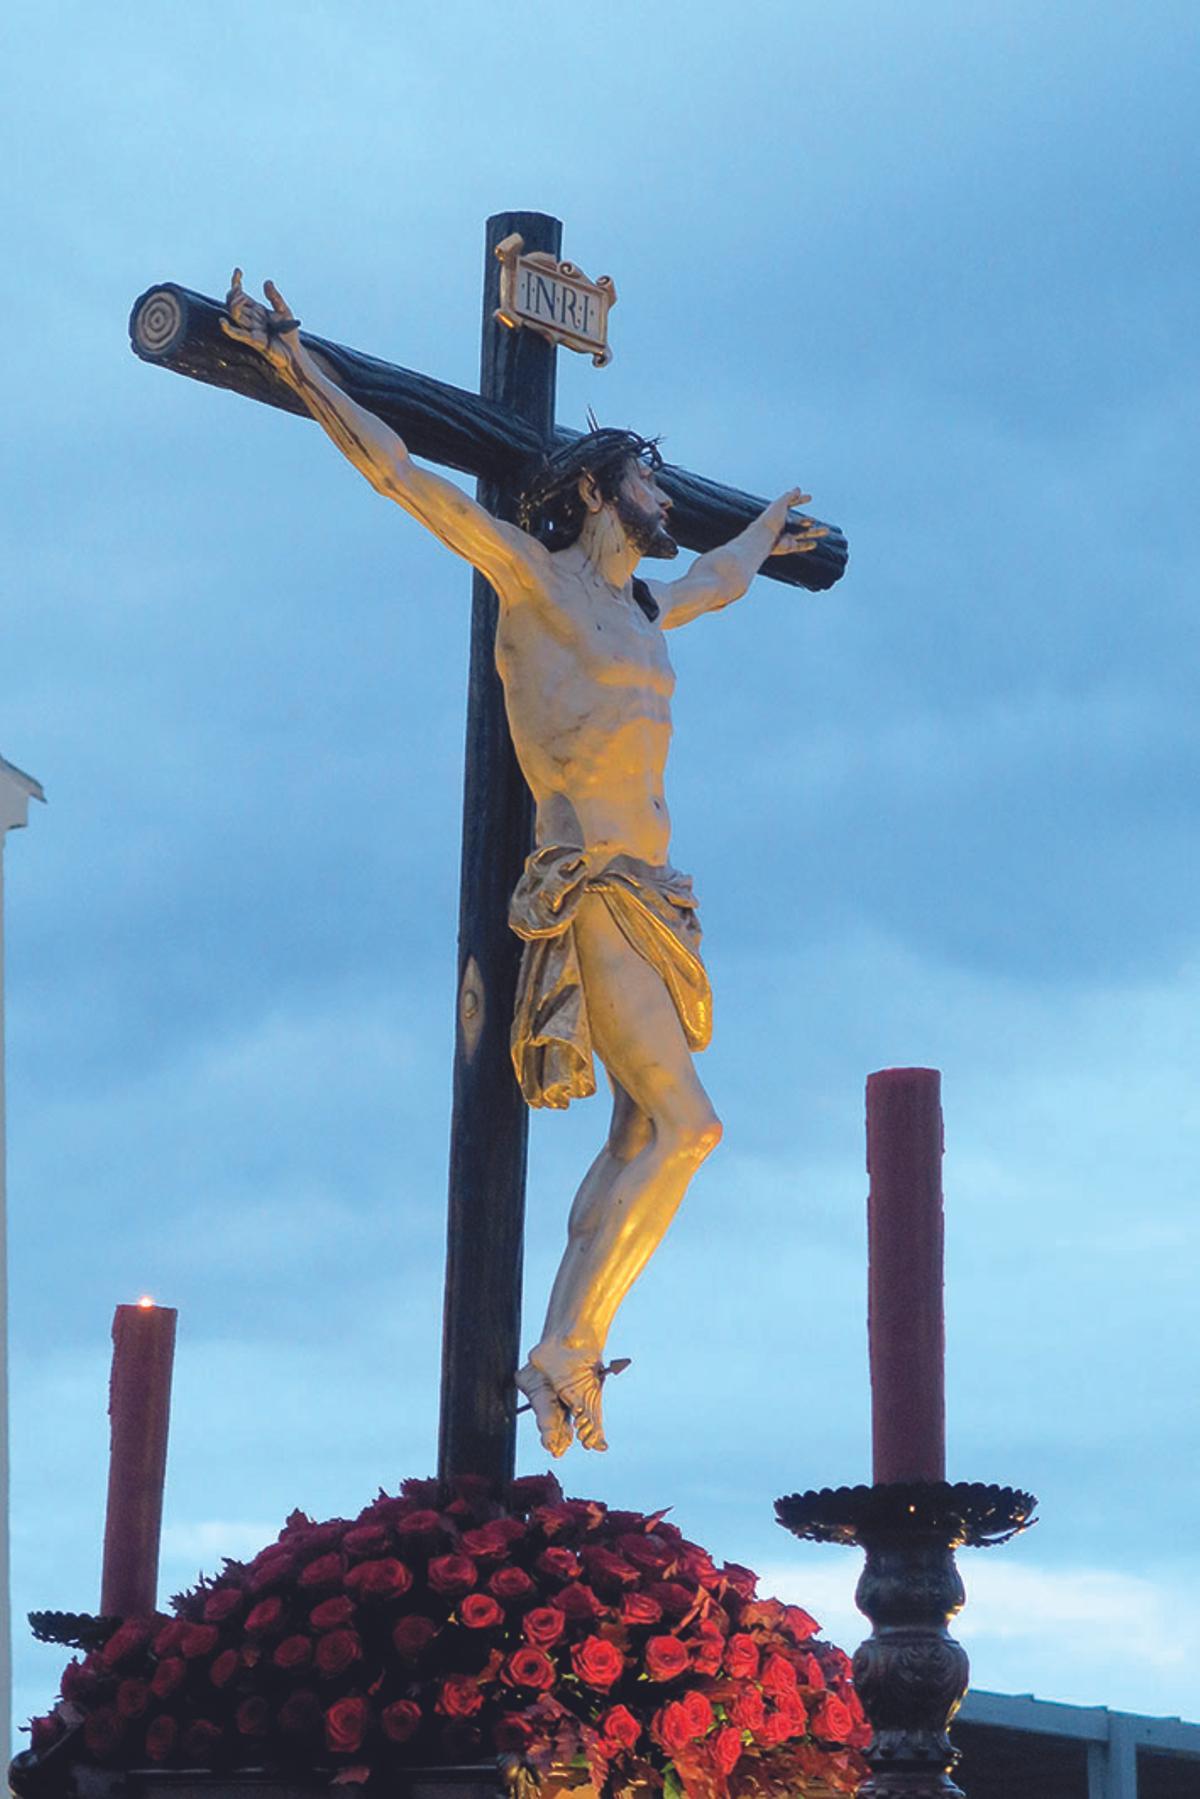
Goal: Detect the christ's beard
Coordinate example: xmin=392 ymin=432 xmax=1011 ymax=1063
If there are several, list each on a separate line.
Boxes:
xmin=615 ymin=491 xmax=679 ymax=560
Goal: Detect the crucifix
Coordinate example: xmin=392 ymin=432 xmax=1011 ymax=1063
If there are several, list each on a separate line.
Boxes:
xmin=128 ymin=211 xmax=847 ymax=1492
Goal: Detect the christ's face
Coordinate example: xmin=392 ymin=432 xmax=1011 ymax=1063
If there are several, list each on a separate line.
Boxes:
xmin=614 ymin=457 xmax=678 ymax=560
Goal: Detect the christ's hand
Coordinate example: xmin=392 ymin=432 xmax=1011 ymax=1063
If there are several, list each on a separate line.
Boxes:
xmin=220 ymin=270 xmax=302 ymax=372
xmin=764 ymin=488 xmax=828 ymax=556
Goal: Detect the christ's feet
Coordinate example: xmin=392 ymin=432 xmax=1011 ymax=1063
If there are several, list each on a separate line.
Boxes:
xmin=515 ymin=1362 xmax=573 ymax=1458
xmin=527 ymin=1342 xmax=610 ymax=1453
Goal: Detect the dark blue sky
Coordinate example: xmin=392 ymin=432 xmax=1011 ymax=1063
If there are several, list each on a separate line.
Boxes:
xmin=4 ymin=0 xmax=1198 ymax=1737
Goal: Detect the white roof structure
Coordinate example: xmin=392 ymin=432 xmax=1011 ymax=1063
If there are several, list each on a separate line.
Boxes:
xmin=1 ymin=750 xmax=42 ymax=1760
xmin=0 ymin=757 xmax=45 ymax=832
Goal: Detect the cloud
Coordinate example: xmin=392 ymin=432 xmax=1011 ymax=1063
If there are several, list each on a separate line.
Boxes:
xmin=759 ymin=1554 xmax=1200 ymax=1721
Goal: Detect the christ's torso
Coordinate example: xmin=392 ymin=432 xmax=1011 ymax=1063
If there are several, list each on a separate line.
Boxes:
xmin=495 ymin=556 xmax=675 ymax=867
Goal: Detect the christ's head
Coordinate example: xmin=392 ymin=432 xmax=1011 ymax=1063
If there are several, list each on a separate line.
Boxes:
xmin=519 ymin=427 xmax=679 ymax=561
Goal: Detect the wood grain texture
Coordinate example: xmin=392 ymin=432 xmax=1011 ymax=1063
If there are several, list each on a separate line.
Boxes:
xmin=437 ymin=214 xmax=559 ymax=1488
xmin=129 ymin=282 xmax=848 ymax=592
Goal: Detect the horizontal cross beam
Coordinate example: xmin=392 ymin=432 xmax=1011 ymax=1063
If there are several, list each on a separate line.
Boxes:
xmin=129 ymin=283 xmax=848 ymax=592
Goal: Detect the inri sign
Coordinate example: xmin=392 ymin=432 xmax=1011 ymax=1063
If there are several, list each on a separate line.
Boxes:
xmin=494 ymin=233 xmax=616 ymax=367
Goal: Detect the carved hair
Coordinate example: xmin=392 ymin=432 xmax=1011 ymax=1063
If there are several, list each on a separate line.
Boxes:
xmin=518 ymin=426 xmax=663 ymax=548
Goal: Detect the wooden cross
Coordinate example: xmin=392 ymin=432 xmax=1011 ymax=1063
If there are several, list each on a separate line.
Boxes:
xmin=128 ymin=211 xmax=848 ymax=1491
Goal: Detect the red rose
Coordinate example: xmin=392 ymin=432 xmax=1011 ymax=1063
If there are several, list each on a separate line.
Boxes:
xmin=460 ymin=1520 xmax=526 ymax=1559
xmin=799 ymin=1653 xmax=827 ymax=1691
xmin=571 ymin=1636 xmax=625 ymax=1690
xmin=29 ymin=1716 xmax=64 ymax=1753
xmin=236 ymin=1698 xmax=270 ymax=1738
xmin=245 ymin=1597 xmax=286 ymax=1636
xmin=278 ymin=1689 xmax=322 ymax=1736
xmin=210 ymin=1649 xmax=241 ymax=1688
xmin=775 ymin=1693 xmax=809 ymax=1739
xmin=761 ymin=1652 xmax=799 ymax=1696
xmin=678 ymin=1546 xmax=718 ymax=1587
xmin=521 ymin=1606 xmax=566 ymax=1647
xmin=382 ymin=1700 xmax=422 ymax=1743
xmin=644 ymin=1635 xmax=690 ymax=1681
xmin=152 ymin=1620 xmax=186 ymax=1658
xmin=299 ymin=1552 xmax=344 ymax=1590
xmin=392 ymin=1615 xmax=438 ymax=1658
xmin=181 ymin=1719 xmax=223 ymax=1763
xmin=646 ymin=1581 xmax=692 ymax=1619
xmin=144 ymin=1715 xmax=177 ymax=1763
xmin=615 ymin=1533 xmax=675 ymax=1573
xmin=273 ymin=1635 xmax=314 ymax=1671
xmin=713 ymin=1724 xmax=743 ymax=1774
xmin=730 ymin=1686 xmax=766 ymax=1733
xmin=325 ymin=1696 xmax=369 ymax=1755
xmin=203 ymin=1588 xmax=244 ymax=1624
xmin=180 ymin=1623 xmax=219 ymax=1660
xmin=601 ymin=1704 xmax=641 ymax=1752
xmin=315 ymin=1629 xmax=362 ymax=1677
xmin=427 ymin=1553 xmax=478 ymax=1596
xmin=725 ymin=1633 xmax=759 ymax=1679
xmin=310 ymin=1596 xmax=356 ymax=1631
xmin=739 ymin=1599 xmax=784 ymax=1631
xmin=343 ymin=1523 xmax=391 ymax=1558
xmin=758 ymin=1709 xmax=792 ymax=1748
xmin=61 ymin=1659 xmax=100 ymax=1701
xmin=493 ymin=1714 xmax=536 ymax=1753
xmin=681 ymin=1691 xmax=712 ymax=1737
xmin=691 ymin=1638 xmax=722 ymax=1676
xmin=536 ymin=1546 xmax=581 ymax=1581
xmin=83 ymin=1707 xmax=124 ymax=1760
xmin=100 ymin=1620 xmax=153 ymax=1671
xmin=811 ymin=1693 xmax=855 ymax=1743
xmin=556 ymin=1582 xmax=602 ymax=1623
xmin=501 ymin=1647 xmax=556 ymax=1691
xmin=720 ymin=1563 xmax=758 ymax=1600
xmin=652 ymin=1701 xmax=695 ymax=1756
xmin=150 ymin=1657 xmax=186 ymax=1700
xmin=437 ymin=1675 xmax=484 ymax=1717
xmin=399 ymin=1477 xmax=442 ymax=1505
xmin=280 ymin=1516 xmax=340 ymax=1551
xmin=581 ymin=1547 xmax=640 ymax=1589
xmin=114 ymin=1678 xmax=149 ymax=1720
xmin=783 ymin=1605 xmax=820 ymax=1643
xmin=395 ymin=1509 xmax=444 ymax=1539
xmin=507 ymin=1473 xmax=563 ymax=1511
xmin=460 ymin=1593 xmax=505 ymax=1631
xmin=248 ymin=1553 xmax=295 ymax=1594
xmin=345 ymin=1558 xmax=413 ymax=1601
xmin=620 ymin=1593 xmax=663 ymax=1627
xmin=488 ymin=1567 xmax=535 ymax=1603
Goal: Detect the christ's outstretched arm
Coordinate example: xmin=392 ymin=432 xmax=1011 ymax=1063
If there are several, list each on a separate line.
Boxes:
xmin=653 ymin=487 xmax=827 ymax=629
xmin=221 ymin=271 xmax=548 ymax=595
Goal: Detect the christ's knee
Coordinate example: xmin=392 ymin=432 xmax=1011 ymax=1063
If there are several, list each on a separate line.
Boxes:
xmin=661 ymin=1102 xmax=723 ymax=1169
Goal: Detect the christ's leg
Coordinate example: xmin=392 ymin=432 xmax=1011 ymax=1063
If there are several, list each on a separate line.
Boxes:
xmin=517 ymin=1081 xmax=650 ymax=1456
xmin=525 ymin=895 xmax=721 ymax=1449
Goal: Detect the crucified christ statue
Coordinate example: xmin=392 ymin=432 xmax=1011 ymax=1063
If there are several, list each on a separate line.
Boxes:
xmin=223 ymin=271 xmax=825 ymax=1459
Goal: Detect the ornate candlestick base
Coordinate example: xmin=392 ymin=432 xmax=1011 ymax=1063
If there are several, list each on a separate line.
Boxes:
xmin=776 ymin=1481 xmax=1036 ymax=1799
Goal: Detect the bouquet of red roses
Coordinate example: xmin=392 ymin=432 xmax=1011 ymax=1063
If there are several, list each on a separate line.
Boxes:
xmin=28 ymin=1474 xmax=868 ymax=1799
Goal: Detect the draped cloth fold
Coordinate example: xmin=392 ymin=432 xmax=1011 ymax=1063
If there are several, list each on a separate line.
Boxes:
xmin=509 ymin=845 xmax=712 ymax=1110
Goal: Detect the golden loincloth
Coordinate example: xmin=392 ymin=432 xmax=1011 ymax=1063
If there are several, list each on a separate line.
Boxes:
xmin=509 ymin=846 xmax=712 ymax=1110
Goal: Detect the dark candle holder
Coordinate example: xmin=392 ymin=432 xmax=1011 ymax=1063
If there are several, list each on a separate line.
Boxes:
xmin=776 ymin=1481 xmax=1036 ymax=1798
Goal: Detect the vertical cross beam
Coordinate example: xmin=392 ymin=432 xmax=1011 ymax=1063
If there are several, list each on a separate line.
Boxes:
xmin=437 ymin=213 xmax=561 ymax=1487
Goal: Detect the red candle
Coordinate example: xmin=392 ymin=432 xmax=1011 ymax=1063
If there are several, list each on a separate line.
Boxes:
xmin=866 ymin=1069 xmax=945 ymax=1484
xmin=100 ymin=1300 xmax=177 ymax=1617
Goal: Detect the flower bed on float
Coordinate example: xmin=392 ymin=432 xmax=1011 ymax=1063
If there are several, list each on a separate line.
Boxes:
xmin=27 ymin=1475 xmax=869 ymax=1799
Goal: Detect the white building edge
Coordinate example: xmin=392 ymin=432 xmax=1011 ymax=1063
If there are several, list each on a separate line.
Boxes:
xmin=1 ymin=755 xmax=44 ymax=1759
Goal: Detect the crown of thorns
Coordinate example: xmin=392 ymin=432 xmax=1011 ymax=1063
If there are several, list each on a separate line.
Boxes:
xmin=518 ymin=425 xmax=663 ymax=541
